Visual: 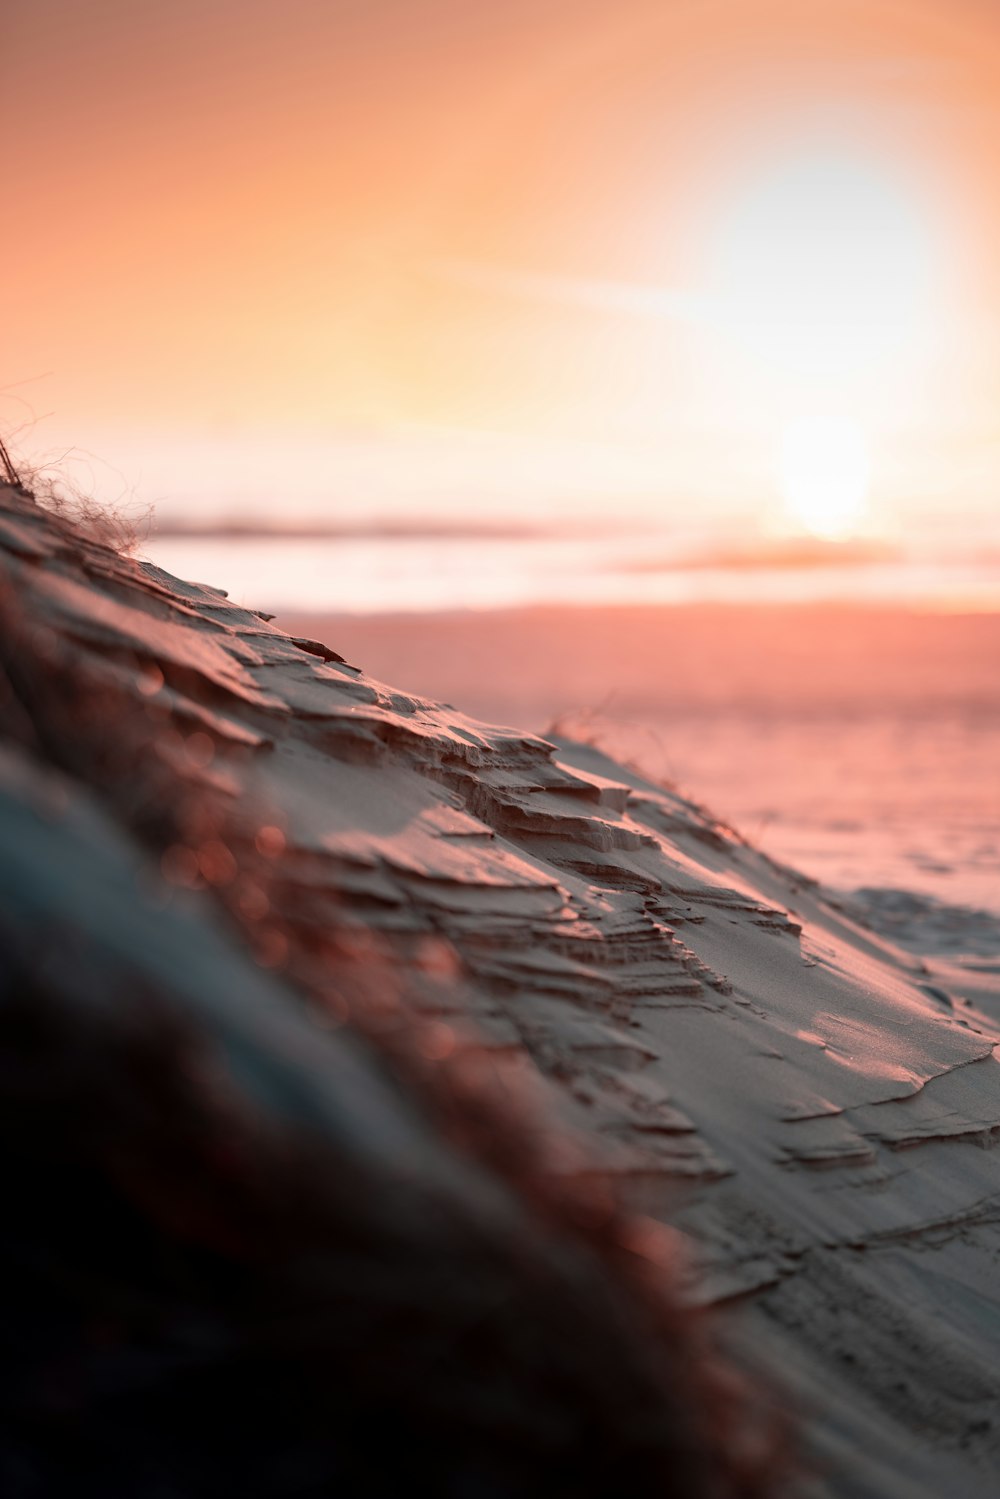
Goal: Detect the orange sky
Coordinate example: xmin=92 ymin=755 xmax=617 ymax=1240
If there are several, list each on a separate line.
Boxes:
xmin=6 ymin=0 xmax=1000 ymax=534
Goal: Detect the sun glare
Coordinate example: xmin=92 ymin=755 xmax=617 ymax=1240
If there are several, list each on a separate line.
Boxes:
xmin=779 ymin=416 xmax=870 ymax=540
xmin=708 ymin=147 xmax=939 ymax=381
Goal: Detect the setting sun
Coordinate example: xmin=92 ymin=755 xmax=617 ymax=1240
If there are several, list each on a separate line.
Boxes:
xmin=779 ymin=415 xmax=870 ymax=540
xmin=707 ymin=146 xmax=941 ymax=383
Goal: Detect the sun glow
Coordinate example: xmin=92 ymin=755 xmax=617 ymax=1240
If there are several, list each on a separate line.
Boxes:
xmin=700 ymin=145 xmax=941 ymax=540
xmin=779 ymin=416 xmax=870 ymax=541
xmin=708 ymin=147 xmax=939 ymax=382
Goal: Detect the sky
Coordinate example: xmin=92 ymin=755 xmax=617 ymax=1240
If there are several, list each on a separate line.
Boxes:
xmin=6 ymin=0 xmax=1000 ymax=548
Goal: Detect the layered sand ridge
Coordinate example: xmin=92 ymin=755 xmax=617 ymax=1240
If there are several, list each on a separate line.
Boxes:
xmin=2 ymin=482 xmax=1000 ymax=1496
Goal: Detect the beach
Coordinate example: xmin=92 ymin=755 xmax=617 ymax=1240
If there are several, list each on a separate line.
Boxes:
xmin=7 ymin=480 xmax=1000 ymax=1494
xmin=280 ymin=602 xmax=1000 ymax=929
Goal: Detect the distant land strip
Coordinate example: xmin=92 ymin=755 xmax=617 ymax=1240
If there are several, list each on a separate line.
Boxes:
xmin=151 ymin=517 xmax=614 ymax=542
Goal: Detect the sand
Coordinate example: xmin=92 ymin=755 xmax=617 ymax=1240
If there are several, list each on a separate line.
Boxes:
xmin=283 ymin=603 xmax=1000 ymax=915
xmin=3 ymin=481 xmax=1000 ymax=1496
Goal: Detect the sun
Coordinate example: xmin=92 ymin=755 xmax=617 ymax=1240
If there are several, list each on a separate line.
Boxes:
xmin=779 ymin=416 xmax=870 ymax=541
xmin=707 ymin=146 xmax=939 ymax=381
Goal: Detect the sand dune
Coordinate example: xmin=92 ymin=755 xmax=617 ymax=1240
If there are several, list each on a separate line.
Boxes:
xmin=286 ymin=603 xmax=1000 ymax=914
xmin=2 ymin=481 xmax=999 ymax=1496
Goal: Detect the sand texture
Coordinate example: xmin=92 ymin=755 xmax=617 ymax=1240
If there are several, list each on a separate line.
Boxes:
xmin=285 ymin=603 xmax=1000 ymax=915
xmin=2 ymin=482 xmax=999 ymax=1496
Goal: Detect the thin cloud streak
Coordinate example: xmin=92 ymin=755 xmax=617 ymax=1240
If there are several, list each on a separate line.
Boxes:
xmin=429 ymin=258 xmax=710 ymax=325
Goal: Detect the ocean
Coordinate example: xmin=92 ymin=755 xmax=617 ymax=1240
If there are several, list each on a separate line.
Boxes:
xmin=145 ymin=530 xmax=1000 ymax=614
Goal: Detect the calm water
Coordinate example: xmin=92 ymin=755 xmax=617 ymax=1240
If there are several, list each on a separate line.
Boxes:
xmin=143 ymin=533 xmax=1000 ymax=614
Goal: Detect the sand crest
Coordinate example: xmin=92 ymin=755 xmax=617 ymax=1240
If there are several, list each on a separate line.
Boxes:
xmin=2 ymin=481 xmax=999 ymax=1497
